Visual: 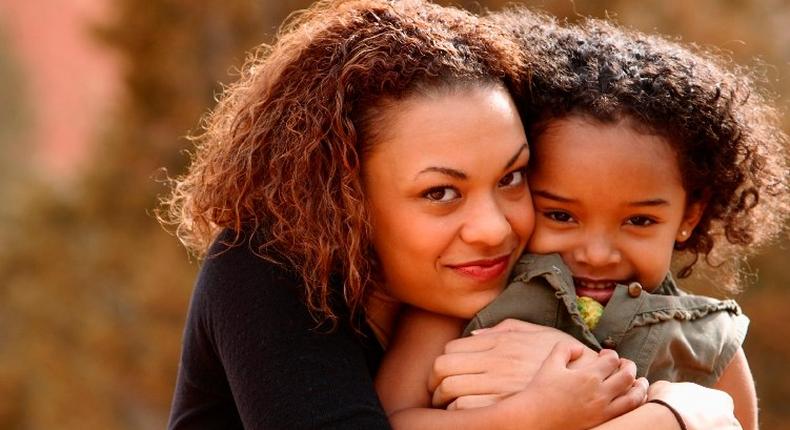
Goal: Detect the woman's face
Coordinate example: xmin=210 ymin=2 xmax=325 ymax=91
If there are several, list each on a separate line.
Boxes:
xmin=363 ymin=84 xmax=533 ymax=319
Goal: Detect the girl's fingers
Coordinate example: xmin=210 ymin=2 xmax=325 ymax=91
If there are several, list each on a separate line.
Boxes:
xmin=619 ymin=358 xmax=638 ymax=377
xmin=604 ymin=377 xmax=649 ymax=419
xmin=582 ymin=348 xmax=621 ymax=379
xmin=482 ymin=318 xmax=555 ymax=334
xmin=431 ymin=328 xmax=573 ymax=397
xmin=446 ymin=394 xmax=504 ymax=410
xmin=601 ymin=358 xmax=637 ymax=389
xmin=442 ymin=333 xmax=498 ymax=354
xmin=432 ymin=373 xmax=484 ymax=408
xmin=435 ymin=342 xmax=580 ymax=408
xmin=428 ymin=350 xmax=490 ymax=392
xmin=431 ymin=372 xmax=520 ymax=408
xmin=432 ymin=351 xmax=489 ymax=378
xmin=543 ymin=341 xmax=586 ymax=369
xmin=600 ymin=359 xmax=638 ymax=399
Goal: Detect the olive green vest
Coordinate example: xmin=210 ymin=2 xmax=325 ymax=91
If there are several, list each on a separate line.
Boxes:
xmin=463 ymin=254 xmax=749 ymax=387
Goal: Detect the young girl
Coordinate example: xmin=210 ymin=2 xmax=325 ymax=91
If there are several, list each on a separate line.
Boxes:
xmin=375 ymin=14 xmax=788 ymax=430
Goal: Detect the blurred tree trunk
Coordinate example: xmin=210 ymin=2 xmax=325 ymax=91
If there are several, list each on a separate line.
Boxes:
xmin=0 ymin=1 xmax=308 ymax=428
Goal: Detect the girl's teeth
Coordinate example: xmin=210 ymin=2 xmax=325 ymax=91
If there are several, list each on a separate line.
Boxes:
xmin=579 ymin=280 xmax=615 ymax=289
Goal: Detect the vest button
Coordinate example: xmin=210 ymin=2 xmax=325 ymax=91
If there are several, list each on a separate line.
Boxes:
xmin=628 ymin=282 xmax=643 ymax=298
xmin=602 ymin=337 xmax=617 ymax=349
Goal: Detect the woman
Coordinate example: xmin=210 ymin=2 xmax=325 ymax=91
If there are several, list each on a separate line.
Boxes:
xmin=163 ymin=0 xmax=739 ymax=428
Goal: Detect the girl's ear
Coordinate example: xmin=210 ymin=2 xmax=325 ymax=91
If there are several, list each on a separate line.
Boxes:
xmin=676 ymin=200 xmax=706 ymax=243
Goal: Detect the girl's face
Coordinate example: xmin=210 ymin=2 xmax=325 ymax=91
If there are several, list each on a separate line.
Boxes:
xmin=363 ymin=85 xmax=533 ymax=319
xmin=527 ymin=116 xmax=703 ymax=305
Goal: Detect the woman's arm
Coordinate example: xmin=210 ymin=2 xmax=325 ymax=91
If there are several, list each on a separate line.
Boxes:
xmin=589 ymin=402 xmax=683 ymax=430
xmin=378 ymin=313 xmax=644 ymax=429
xmin=375 ymin=308 xmax=534 ymax=429
xmin=169 ymin=233 xmax=390 ymax=429
xmin=375 ymin=308 xmax=466 ymax=414
xmin=713 ymin=348 xmax=758 ymax=430
xmin=586 ymin=386 xmax=744 ymax=430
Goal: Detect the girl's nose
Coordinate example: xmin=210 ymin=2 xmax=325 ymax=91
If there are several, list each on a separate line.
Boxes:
xmin=572 ymin=232 xmax=621 ymax=267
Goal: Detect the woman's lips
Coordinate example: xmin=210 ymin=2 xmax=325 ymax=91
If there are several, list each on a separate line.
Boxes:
xmin=449 ymin=255 xmax=511 ymax=282
xmin=573 ymin=278 xmax=619 ymax=305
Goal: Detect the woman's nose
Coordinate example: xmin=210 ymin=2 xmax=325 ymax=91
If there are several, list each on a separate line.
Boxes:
xmin=459 ymin=196 xmax=511 ymax=247
xmin=572 ymin=232 xmax=621 ymax=267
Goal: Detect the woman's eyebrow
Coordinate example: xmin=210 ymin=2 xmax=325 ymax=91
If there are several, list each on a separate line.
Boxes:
xmin=503 ymin=143 xmax=529 ymax=170
xmin=414 ymin=143 xmax=528 ymax=181
xmin=415 ymin=166 xmax=467 ymax=180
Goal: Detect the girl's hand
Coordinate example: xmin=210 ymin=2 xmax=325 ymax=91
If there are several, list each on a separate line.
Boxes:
xmin=429 ymin=319 xmax=584 ymax=408
xmin=530 ymin=343 xmax=647 ymax=429
xmin=429 ymin=319 xmax=643 ymax=413
xmin=647 ymin=381 xmax=742 ymax=430
xmin=489 ymin=341 xmax=647 ymax=430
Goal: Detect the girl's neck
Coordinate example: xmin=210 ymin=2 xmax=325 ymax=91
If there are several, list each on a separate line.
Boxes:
xmin=365 ymin=288 xmax=402 ymax=349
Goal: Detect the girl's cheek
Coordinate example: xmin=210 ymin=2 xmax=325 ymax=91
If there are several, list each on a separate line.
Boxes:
xmin=526 ymin=229 xmax=564 ymax=254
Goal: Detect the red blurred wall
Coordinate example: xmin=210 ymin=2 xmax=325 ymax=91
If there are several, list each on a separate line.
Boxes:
xmin=0 ymin=0 xmax=120 ymax=178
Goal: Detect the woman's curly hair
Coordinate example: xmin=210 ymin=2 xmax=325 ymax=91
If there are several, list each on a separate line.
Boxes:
xmin=490 ymin=9 xmax=789 ymax=289
xmin=160 ymin=0 xmax=524 ymax=325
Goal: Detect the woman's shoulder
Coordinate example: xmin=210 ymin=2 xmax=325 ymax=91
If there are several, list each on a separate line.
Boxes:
xmin=200 ymin=229 xmax=296 ymax=283
xmin=172 ymin=229 xmax=389 ymax=428
xmin=194 ymin=229 xmax=303 ymax=310
xmin=182 ymin=229 xmax=329 ymax=362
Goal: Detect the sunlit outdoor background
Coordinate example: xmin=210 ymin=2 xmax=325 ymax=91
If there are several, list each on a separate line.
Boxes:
xmin=0 ymin=0 xmax=787 ymax=428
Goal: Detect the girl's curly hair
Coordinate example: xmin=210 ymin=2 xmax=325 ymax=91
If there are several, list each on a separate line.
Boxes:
xmin=490 ymin=9 xmax=789 ymax=289
xmin=160 ymin=0 xmax=524 ymax=325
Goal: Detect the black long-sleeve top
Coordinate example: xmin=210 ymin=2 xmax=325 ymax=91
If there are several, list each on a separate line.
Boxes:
xmin=168 ymin=231 xmax=390 ymax=429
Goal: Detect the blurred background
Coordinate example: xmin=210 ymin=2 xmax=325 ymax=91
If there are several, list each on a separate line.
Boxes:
xmin=0 ymin=0 xmax=786 ymax=428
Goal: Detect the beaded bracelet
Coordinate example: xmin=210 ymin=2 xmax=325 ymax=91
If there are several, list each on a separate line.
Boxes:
xmin=648 ymin=399 xmax=688 ymax=430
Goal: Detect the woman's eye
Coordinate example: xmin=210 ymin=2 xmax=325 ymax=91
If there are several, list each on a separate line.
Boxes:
xmin=545 ymin=211 xmax=575 ymax=223
xmin=625 ymin=216 xmax=656 ymax=227
xmin=498 ymin=168 xmax=527 ymax=188
xmin=423 ymin=186 xmax=460 ymax=203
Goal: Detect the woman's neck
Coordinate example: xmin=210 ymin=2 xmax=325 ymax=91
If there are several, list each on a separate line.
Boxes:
xmin=365 ymin=289 xmax=402 ymax=349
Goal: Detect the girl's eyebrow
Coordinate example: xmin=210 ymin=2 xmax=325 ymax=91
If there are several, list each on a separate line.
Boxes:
xmin=627 ymin=199 xmax=669 ymax=207
xmin=533 ymin=190 xmax=670 ymax=207
xmin=532 ymin=190 xmax=575 ymax=203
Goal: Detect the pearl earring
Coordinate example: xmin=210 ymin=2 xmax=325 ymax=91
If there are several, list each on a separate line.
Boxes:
xmin=680 ymin=230 xmax=688 ymax=238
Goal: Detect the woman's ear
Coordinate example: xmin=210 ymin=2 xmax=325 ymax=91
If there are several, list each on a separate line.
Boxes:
xmin=676 ymin=200 xmax=706 ymax=243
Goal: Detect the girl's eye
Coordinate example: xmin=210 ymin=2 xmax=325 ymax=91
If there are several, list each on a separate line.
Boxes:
xmin=545 ymin=211 xmax=575 ymax=223
xmin=423 ymin=186 xmax=460 ymax=203
xmin=625 ymin=216 xmax=657 ymax=227
xmin=498 ymin=168 xmax=527 ymax=188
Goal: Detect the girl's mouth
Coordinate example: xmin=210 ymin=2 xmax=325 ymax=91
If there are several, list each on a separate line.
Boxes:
xmin=573 ymin=278 xmax=621 ymax=305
